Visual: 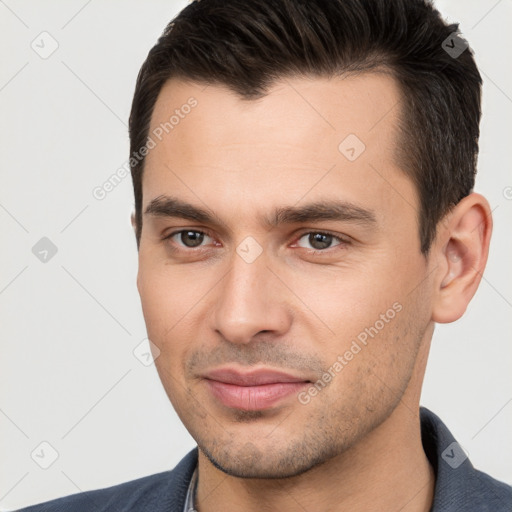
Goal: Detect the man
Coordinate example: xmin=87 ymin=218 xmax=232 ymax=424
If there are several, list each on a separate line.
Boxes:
xmin=18 ymin=0 xmax=511 ymax=510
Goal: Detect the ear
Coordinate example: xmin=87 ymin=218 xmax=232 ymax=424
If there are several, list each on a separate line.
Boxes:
xmin=130 ymin=211 xmax=137 ymax=234
xmin=431 ymin=193 xmax=492 ymax=323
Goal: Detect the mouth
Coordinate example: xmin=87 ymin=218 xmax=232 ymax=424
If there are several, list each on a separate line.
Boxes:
xmin=201 ymin=367 xmax=311 ymax=411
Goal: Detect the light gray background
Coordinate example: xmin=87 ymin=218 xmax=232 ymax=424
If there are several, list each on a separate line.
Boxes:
xmin=1 ymin=0 xmax=511 ymax=509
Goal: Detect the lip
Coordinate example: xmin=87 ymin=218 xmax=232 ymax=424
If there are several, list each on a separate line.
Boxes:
xmin=202 ymin=367 xmax=310 ymax=411
xmin=203 ymin=367 xmax=309 ymax=386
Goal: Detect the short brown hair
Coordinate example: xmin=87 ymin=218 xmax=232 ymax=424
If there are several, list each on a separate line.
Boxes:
xmin=129 ymin=0 xmax=482 ymax=254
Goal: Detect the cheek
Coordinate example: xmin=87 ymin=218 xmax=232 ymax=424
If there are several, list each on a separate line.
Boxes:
xmin=138 ymin=257 xmax=204 ymax=333
xmin=292 ymin=264 xmax=426 ymax=389
xmin=137 ymin=266 xmax=197 ymax=378
xmin=281 ymin=261 xmax=403 ymax=339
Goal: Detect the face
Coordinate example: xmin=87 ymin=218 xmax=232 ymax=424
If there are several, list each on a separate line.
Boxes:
xmin=136 ymin=73 xmax=435 ymax=478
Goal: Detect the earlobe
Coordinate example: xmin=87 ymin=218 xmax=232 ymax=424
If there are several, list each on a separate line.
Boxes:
xmin=431 ymin=193 xmax=492 ymax=323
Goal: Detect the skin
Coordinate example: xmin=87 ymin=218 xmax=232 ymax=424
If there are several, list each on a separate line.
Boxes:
xmin=133 ymin=74 xmax=492 ymax=512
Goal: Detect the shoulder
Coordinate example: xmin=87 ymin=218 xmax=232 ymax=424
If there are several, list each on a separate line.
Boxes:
xmin=15 ymin=448 xmax=198 ymax=512
xmin=420 ymin=407 xmax=512 ymax=511
xmin=463 ymin=467 xmax=512 ymax=510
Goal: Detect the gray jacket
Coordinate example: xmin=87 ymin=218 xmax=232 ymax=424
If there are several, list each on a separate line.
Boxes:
xmin=16 ymin=407 xmax=512 ymax=511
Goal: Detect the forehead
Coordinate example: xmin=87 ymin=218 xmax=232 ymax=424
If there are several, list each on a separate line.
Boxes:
xmin=142 ymin=73 xmax=417 ymax=233
xmin=147 ymin=72 xmax=402 ymax=157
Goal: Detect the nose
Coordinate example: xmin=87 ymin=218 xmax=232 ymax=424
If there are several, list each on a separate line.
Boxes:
xmin=212 ymin=248 xmax=292 ymax=345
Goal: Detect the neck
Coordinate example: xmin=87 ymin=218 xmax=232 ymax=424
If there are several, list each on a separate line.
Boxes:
xmin=195 ymin=405 xmax=434 ymax=512
xmin=195 ymin=329 xmax=435 ymax=512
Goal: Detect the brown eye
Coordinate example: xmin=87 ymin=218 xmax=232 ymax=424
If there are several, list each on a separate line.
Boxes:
xmin=166 ymin=230 xmax=213 ymax=249
xmin=296 ymin=232 xmax=344 ymax=251
xmin=295 ymin=231 xmax=351 ymax=254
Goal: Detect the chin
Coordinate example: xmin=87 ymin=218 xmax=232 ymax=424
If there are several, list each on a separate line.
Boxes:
xmin=198 ymin=435 xmax=344 ymax=479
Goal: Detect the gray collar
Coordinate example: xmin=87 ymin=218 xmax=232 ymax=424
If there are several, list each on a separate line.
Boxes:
xmin=183 ymin=464 xmax=198 ymax=512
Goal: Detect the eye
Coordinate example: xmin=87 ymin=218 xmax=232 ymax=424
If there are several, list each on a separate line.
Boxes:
xmin=295 ymin=231 xmax=347 ymax=251
xmin=162 ymin=229 xmax=349 ymax=254
xmin=164 ymin=229 xmax=214 ymax=249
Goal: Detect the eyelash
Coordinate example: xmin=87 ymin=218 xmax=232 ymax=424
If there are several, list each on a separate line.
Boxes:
xmin=162 ymin=229 xmax=350 ymax=255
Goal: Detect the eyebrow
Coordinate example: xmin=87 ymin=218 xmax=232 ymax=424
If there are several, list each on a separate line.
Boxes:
xmin=144 ymin=195 xmax=377 ymax=230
